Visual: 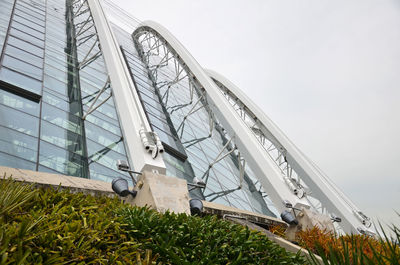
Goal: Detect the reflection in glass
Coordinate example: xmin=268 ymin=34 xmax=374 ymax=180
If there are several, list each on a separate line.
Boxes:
xmin=0 ymin=88 xmax=39 ymax=116
xmin=0 ymin=104 xmax=39 ymax=136
xmin=0 ymin=126 xmax=38 ymax=162
xmin=0 ymin=67 xmax=42 ymax=95
xmin=0 ymin=152 xmax=36 ymax=171
xmin=39 ymin=141 xmax=88 ymax=178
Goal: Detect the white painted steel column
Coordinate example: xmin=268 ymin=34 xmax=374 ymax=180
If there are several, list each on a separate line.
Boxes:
xmin=133 ymin=21 xmax=302 ymax=215
xmin=86 ymin=2 xmax=166 ymax=174
xmin=206 ymin=70 xmax=365 ymax=234
xmin=133 ymin=21 xmax=373 ymax=234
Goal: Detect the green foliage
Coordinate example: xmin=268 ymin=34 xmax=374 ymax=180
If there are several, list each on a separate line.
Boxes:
xmin=0 ymin=179 xmax=156 ymax=264
xmin=119 ymin=207 xmax=306 ymax=264
xmin=0 ymin=177 xmax=37 ymax=220
xmin=0 ymin=178 xmax=306 ymax=264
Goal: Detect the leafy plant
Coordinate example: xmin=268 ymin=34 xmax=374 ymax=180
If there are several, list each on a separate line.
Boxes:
xmin=119 ymin=207 xmax=306 ymax=264
xmin=0 ymin=178 xmax=307 ymax=264
xmin=0 ymin=179 xmax=157 ymax=264
xmin=0 ymin=177 xmax=37 ymax=221
xmin=301 ymin=224 xmax=400 ymax=265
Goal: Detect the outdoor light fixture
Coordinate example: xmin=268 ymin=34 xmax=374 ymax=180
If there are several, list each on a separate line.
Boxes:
xmin=111 ymin=178 xmax=137 ymax=197
xmin=280 ymin=210 xmax=299 ymax=225
xmin=189 ymin=198 xmax=203 ymax=215
xmin=112 ymin=160 xmax=142 ymax=197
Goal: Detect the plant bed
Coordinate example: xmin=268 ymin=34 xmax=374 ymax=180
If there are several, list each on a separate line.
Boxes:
xmin=0 ymin=178 xmax=306 ymax=264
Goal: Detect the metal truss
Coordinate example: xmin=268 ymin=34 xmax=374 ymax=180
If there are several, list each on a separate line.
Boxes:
xmin=133 ymin=26 xmax=263 ymax=209
xmin=207 ymin=70 xmax=373 ymax=234
xmin=213 ymin=78 xmax=308 ymax=199
xmin=132 ymin=21 xmax=374 ymax=235
xmin=70 ymin=0 xmax=113 ymax=120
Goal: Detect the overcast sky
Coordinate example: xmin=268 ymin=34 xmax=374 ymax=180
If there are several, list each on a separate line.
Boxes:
xmin=116 ymin=0 xmax=400 ymax=227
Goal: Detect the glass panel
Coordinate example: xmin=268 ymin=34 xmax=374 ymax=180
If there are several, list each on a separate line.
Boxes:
xmin=13 ymin=15 xmax=45 ymax=34
xmin=39 ymin=140 xmax=87 ymax=178
xmin=42 ymin=103 xmax=83 ymax=134
xmin=0 ymin=151 xmax=36 ymax=170
xmin=89 ymin=161 xmax=131 ymax=184
xmin=43 ymin=74 xmax=67 ymax=95
xmin=0 ymin=126 xmax=38 ymax=162
xmin=0 ymin=104 xmax=39 ymax=136
xmin=11 ymin=20 xmax=45 ymax=40
xmin=42 ymin=90 xmax=69 ymax=110
xmin=2 ymin=55 xmax=43 ymax=80
xmin=19 ymin=0 xmax=46 ymax=12
xmin=153 ymin=127 xmax=180 ymax=151
xmin=0 ymin=88 xmax=39 ymax=116
xmin=9 ymin=27 xmax=44 ymax=48
xmin=85 ymin=114 xmax=121 ymax=136
xmin=15 ymin=5 xmax=45 ymax=21
xmin=0 ymin=67 xmax=42 ymax=95
xmin=84 ymin=122 xmax=125 ymax=153
xmin=7 ymin=36 xmax=44 ymax=57
xmin=82 ymin=105 xmax=119 ymax=126
xmin=87 ymin=139 xmax=127 ymax=170
xmin=148 ymin=112 xmax=171 ymax=132
xmin=40 ymin=121 xmax=85 ymax=156
xmin=14 ymin=10 xmax=44 ymax=27
xmin=82 ymin=99 xmax=118 ymax=120
xmin=44 ymin=64 xmax=67 ymax=83
xmin=5 ymin=44 xmax=43 ymax=68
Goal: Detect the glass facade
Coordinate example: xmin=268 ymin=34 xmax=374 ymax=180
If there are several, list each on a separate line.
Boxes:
xmin=112 ymin=24 xmax=275 ymax=216
xmin=0 ymin=0 xmax=274 ymax=217
xmin=0 ymin=0 xmax=131 ymax=183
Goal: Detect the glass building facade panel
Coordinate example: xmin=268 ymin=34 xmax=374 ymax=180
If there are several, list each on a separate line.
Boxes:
xmin=112 ymin=23 xmax=273 ymax=215
xmin=0 ymin=0 xmax=131 ymax=183
xmin=0 ymin=0 xmax=277 ymax=217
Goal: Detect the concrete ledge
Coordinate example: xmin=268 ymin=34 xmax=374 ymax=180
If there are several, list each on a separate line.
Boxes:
xmin=225 ymin=216 xmax=322 ymax=264
xmin=202 ymin=200 xmax=287 ymax=229
xmin=0 ymin=166 xmax=115 ymax=197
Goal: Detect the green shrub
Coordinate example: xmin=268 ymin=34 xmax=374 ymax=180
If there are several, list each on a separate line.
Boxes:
xmin=0 ymin=178 xmax=155 ymax=264
xmin=119 ymin=207 xmax=306 ymax=264
xmin=1 ymin=178 xmax=306 ymax=264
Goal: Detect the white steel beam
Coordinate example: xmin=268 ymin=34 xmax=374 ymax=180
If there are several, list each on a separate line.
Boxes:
xmin=86 ymin=2 xmax=166 ymax=174
xmin=133 ymin=21 xmax=373 ymax=234
xmin=133 ymin=21 xmax=302 ymax=217
xmin=206 ymin=69 xmax=371 ymax=234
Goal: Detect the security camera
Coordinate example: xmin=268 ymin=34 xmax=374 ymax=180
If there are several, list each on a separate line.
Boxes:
xmin=111 ymin=178 xmax=137 ymax=197
xmin=117 ymin=160 xmax=130 ymax=172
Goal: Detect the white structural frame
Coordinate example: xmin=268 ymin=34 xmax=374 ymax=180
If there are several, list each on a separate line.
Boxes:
xmin=87 ymin=0 xmax=166 ymax=174
xmin=131 ymin=20 xmax=373 ymax=234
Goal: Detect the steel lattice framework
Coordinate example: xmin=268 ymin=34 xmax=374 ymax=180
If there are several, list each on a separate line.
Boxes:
xmin=131 ymin=21 xmax=374 ymax=235
xmin=86 ymin=0 xmax=374 ymax=235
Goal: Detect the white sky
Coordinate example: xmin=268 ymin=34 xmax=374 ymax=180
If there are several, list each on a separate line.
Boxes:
xmin=116 ymin=0 xmax=400 ymax=226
